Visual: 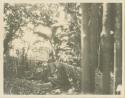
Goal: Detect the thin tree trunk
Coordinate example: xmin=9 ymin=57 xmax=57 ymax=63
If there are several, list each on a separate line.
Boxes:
xmin=100 ymin=4 xmax=114 ymax=94
xmin=114 ymin=3 xmax=122 ymax=94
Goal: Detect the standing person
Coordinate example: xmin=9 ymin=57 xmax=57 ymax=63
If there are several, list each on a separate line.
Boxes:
xmin=27 ymin=24 xmax=53 ymax=81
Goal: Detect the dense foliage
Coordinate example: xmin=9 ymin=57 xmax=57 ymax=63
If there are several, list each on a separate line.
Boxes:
xmin=4 ymin=3 xmax=82 ymax=94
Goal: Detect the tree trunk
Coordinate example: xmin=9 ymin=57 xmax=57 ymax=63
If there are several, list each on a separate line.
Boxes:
xmin=114 ymin=3 xmax=122 ymax=94
xmin=81 ymin=4 xmax=91 ymax=94
xmin=81 ymin=4 xmax=100 ymax=94
xmin=100 ymin=4 xmax=114 ymax=94
xmin=89 ymin=4 xmax=101 ymax=93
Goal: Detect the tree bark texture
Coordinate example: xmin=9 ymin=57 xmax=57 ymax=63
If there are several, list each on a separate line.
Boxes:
xmin=114 ymin=3 xmax=122 ymax=93
xmin=81 ymin=4 xmax=100 ymax=94
xmin=100 ymin=4 xmax=114 ymax=94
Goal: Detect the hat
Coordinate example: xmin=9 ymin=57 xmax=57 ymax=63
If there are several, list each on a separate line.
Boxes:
xmin=34 ymin=25 xmax=52 ymax=39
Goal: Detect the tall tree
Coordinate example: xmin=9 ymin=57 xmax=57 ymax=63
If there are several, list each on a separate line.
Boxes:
xmin=81 ymin=3 xmax=100 ymax=94
xmin=114 ymin=3 xmax=122 ymax=94
xmin=100 ymin=4 xmax=114 ymax=94
xmin=89 ymin=4 xmax=101 ymax=93
xmin=81 ymin=4 xmax=91 ymax=93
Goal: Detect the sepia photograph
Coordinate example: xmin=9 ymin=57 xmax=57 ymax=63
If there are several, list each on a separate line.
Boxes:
xmin=1 ymin=0 xmax=124 ymax=96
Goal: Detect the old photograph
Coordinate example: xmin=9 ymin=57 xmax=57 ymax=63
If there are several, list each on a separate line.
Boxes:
xmin=3 ymin=2 xmax=123 ymax=95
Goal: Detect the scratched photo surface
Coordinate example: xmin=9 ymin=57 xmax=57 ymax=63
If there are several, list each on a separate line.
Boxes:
xmin=3 ymin=3 xmax=122 ymax=95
